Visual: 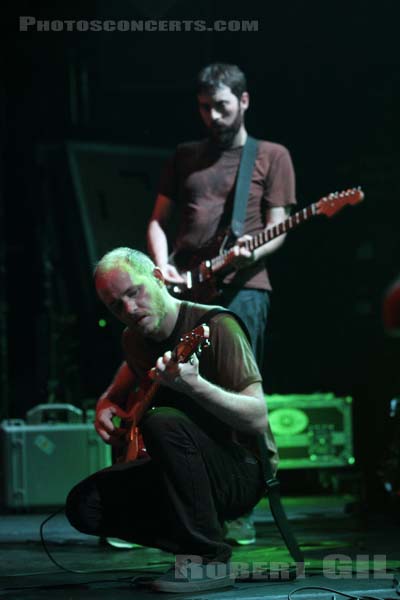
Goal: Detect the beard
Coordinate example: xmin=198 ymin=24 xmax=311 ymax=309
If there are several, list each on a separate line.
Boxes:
xmin=209 ymin=110 xmax=243 ymax=150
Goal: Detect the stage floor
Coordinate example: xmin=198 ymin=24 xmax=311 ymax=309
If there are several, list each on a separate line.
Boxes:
xmin=1 ymin=495 xmax=399 ymax=599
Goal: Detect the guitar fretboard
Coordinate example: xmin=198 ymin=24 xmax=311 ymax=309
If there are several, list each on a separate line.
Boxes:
xmin=209 ymin=203 xmax=317 ymax=271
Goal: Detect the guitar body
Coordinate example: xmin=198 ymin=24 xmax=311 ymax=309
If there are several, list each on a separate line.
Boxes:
xmin=123 ymin=426 xmax=148 ymax=462
xmin=113 ymin=422 xmax=149 ymax=463
xmin=171 ymin=232 xmax=228 ymax=271
xmin=170 ymin=232 xmax=234 ymax=302
xmin=114 ymin=325 xmax=210 ymax=464
xmin=113 ymin=386 xmax=152 ymax=464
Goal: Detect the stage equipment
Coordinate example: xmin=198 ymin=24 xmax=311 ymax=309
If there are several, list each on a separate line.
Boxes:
xmin=266 ymin=393 xmax=354 ymax=469
xmin=34 ymin=141 xmax=171 ymax=397
xmin=0 ymin=404 xmax=111 ymax=509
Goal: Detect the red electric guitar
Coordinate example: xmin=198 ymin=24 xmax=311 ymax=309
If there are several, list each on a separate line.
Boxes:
xmin=115 ymin=324 xmax=210 ymax=463
xmin=169 ymin=187 xmax=365 ymax=302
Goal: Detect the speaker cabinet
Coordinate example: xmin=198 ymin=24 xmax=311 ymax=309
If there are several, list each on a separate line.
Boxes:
xmin=266 ymin=393 xmax=354 ymax=470
xmin=66 ymin=141 xmax=171 ymax=264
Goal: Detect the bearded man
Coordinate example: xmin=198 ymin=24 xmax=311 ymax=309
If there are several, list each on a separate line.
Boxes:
xmin=147 ymin=62 xmax=296 ymax=544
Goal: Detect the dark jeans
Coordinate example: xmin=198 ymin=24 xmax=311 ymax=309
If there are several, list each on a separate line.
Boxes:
xmin=220 ymin=288 xmax=270 ymax=370
xmin=66 ymin=407 xmax=265 ymax=562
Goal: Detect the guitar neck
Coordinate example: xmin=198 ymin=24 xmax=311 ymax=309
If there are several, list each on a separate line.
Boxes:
xmin=251 ymin=203 xmax=318 ymax=249
xmin=123 ymin=327 xmax=208 ymax=429
xmin=209 ymin=203 xmax=318 ymax=271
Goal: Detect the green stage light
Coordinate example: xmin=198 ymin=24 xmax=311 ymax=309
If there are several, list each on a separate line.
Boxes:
xmin=98 ymin=319 xmax=107 ymax=328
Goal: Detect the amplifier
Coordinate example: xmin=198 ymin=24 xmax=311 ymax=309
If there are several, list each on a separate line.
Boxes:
xmin=266 ymin=393 xmax=354 ymax=469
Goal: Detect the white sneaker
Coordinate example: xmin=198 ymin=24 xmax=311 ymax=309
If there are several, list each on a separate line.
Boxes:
xmin=224 ymin=515 xmax=256 ymax=545
xmin=105 ymin=537 xmax=141 ymax=549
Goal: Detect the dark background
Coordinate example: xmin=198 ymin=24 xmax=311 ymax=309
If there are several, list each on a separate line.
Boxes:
xmin=3 ymin=1 xmax=400 ymax=493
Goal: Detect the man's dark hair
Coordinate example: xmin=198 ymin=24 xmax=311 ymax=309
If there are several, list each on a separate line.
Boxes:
xmin=197 ymin=63 xmax=247 ymax=100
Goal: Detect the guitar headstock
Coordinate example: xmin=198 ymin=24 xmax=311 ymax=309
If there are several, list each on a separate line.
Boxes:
xmin=173 ymin=324 xmax=210 ymax=363
xmin=316 ymin=187 xmax=364 ymax=218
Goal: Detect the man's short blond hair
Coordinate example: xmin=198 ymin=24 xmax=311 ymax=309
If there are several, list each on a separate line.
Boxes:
xmin=94 ymin=247 xmax=155 ymax=278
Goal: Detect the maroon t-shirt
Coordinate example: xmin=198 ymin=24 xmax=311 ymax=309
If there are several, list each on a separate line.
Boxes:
xmin=158 ymin=139 xmax=296 ymax=290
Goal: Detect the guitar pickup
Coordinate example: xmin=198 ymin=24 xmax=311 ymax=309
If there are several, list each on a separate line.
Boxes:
xmin=199 ymin=260 xmax=213 ymax=282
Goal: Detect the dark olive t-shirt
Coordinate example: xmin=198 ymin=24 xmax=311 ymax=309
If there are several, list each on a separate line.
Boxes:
xmin=122 ymin=301 xmax=278 ymax=469
xmin=158 ymin=139 xmax=297 ymax=291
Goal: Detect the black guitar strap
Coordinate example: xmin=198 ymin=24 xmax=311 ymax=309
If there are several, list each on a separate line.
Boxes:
xmin=195 ymin=306 xmax=304 ymax=568
xmin=230 ymin=135 xmax=259 ymax=239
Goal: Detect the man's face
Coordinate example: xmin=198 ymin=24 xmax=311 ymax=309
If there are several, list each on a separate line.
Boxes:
xmin=95 ymin=264 xmax=168 ymax=337
xmin=197 ymin=83 xmax=248 ymax=149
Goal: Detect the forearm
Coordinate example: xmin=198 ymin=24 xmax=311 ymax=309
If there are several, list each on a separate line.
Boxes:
xmin=147 ymin=219 xmax=170 ymax=267
xmin=253 ymin=233 xmax=287 ymax=261
xmin=235 ymin=206 xmax=290 ymax=267
xmin=188 ymin=377 xmax=267 ymax=435
xmin=98 ymin=361 xmax=136 ymax=407
xmin=153 ymin=347 xmax=266 ymax=434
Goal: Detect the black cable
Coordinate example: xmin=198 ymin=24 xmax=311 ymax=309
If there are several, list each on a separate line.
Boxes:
xmin=39 ymin=507 xmax=88 ymax=574
xmin=38 ymin=507 xmax=168 ymax=577
xmin=6 ymin=507 xmax=399 ymax=598
xmin=302 ymin=567 xmax=400 ymax=577
xmin=0 ymin=508 xmax=162 ymax=593
xmin=288 ymin=585 xmax=389 ymax=600
xmin=289 ymin=586 xmax=353 ymax=599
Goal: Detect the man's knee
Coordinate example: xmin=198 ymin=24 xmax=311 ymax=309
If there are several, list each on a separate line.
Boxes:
xmin=140 ymin=407 xmax=197 ymax=452
xmin=65 ymin=479 xmax=101 ymax=536
xmin=141 ymin=407 xmax=188 ymax=432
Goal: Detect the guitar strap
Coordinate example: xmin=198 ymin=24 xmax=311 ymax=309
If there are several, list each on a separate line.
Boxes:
xmin=230 ymin=135 xmax=259 ymax=239
xmin=195 ymin=306 xmax=304 ymax=567
xmin=254 ymin=433 xmax=304 ymax=567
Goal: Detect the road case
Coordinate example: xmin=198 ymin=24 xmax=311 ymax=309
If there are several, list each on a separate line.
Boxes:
xmin=0 ymin=405 xmax=111 ymax=508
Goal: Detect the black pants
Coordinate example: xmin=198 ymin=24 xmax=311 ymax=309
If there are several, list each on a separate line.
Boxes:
xmin=66 ymin=407 xmax=265 ymax=562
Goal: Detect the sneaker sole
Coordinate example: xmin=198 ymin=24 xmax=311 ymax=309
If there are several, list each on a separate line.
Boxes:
xmin=152 ymin=576 xmax=235 ymax=593
xmin=225 ymin=537 xmax=256 ymax=545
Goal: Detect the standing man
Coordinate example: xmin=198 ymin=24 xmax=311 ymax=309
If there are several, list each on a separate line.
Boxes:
xmin=66 ymin=247 xmax=278 ymax=593
xmin=147 ymin=62 xmax=296 ymax=542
